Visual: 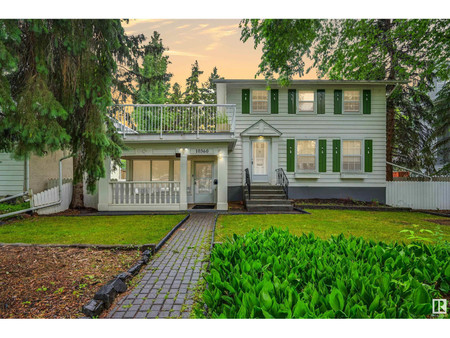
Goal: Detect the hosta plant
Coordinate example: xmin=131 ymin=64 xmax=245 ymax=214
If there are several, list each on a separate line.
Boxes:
xmin=202 ymin=228 xmax=450 ymax=318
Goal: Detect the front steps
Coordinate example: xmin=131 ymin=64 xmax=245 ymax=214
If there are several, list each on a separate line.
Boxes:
xmin=244 ymin=185 xmax=293 ymax=212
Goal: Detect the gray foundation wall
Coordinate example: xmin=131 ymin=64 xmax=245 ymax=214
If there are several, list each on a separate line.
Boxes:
xmin=227 ymin=186 xmax=386 ymax=204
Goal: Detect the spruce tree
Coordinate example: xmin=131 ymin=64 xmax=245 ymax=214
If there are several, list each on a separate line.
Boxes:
xmin=201 ymin=67 xmax=223 ymax=104
xmin=0 ymin=19 xmax=143 ymax=207
xmin=184 ymin=60 xmax=203 ymax=104
xmin=134 ymin=31 xmax=172 ymax=104
xmin=169 ymin=82 xmax=184 ymax=104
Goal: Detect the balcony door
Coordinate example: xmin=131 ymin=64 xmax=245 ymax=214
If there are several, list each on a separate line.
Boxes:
xmin=252 ymin=140 xmax=270 ymax=183
xmin=194 ymin=162 xmax=215 ymax=203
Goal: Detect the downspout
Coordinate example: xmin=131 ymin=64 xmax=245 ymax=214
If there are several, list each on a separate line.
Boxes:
xmin=0 ymin=155 xmax=73 ymax=219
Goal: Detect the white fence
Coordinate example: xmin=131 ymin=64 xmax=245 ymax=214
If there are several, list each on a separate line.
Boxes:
xmin=32 ymin=182 xmax=73 ymax=215
xmin=386 ymin=182 xmax=450 ymax=210
xmin=110 ymin=181 xmax=180 ymax=205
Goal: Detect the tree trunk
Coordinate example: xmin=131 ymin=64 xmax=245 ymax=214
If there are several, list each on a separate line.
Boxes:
xmin=70 ymin=155 xmax=84 ymax=209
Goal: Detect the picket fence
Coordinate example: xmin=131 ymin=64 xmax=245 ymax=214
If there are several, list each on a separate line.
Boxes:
xmin=386 ymin=181 xmax=450 ymax=210
xmin=32 ymin=182 xmax=73 ymax=215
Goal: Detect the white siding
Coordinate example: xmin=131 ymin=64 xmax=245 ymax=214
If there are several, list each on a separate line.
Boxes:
xmin=0 ymin=152 xmax=25 ymax=196
xmin=226 ymin=84 xmax=387 ymax=188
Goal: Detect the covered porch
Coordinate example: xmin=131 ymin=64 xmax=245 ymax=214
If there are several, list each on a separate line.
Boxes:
xmin=97 ymin=142 xmax=232 ymax=212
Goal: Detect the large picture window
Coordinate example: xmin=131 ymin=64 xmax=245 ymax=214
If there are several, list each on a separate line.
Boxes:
xmin=151 ymin=160 xmax=170 ymax=181
xmin=298 ymin=91 xmax=315 ymax=112
xmin=252 ymin=90 xmax=268 ymax=113
xmin=343 ymin=140 xmax=362 ymax=171
xmin=343 ymin=91 xmax=360 ymax=112
xmin=297 ymin=140 xmax=316 ymax=171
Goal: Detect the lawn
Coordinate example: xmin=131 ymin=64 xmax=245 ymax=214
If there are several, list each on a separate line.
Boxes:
xmin=216 ymin=210 xmax=450 ymax=243
xmin=0 ymin=214 xmax=187 ymax=245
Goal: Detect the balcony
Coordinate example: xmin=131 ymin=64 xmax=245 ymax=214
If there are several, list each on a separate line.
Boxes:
xmin=109 ymin=104 xmax=236 ymax=139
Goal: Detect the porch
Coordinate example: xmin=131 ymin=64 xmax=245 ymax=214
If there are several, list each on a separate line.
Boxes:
xmin=98 ymin=144 xmax=230 ymax=212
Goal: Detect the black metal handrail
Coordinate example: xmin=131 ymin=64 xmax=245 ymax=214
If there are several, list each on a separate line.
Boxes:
xmin=275 ymin=168 xmax=289 ymax=199
xmin=244 ymin=168 xmax=251 ymax=200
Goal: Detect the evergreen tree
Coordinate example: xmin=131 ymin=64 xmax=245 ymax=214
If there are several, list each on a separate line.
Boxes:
xmin=0 ymin=19 xmax=143 ymax=207
xmin=184 ymin=60 xmax=203 ymax=104
xmin=240 ymin=19 xmax=450 ymax=178
xmin=134 ymin=31 xmax=172 ymax=104
xmin=169 ymin=82 xmax=184 ymax=104
xmin=201 ymin=67 xmax=223 ymax=104
xmin=432 ymin=82 xmax=450 ymax=174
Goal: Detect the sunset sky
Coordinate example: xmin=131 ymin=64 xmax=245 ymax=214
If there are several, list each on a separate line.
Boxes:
xmin=123 ymin=19 xmax=316 ymax=88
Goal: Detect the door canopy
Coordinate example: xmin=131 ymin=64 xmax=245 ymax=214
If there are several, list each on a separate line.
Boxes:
xmin=240 ymin=119 xmax=282 ymax=137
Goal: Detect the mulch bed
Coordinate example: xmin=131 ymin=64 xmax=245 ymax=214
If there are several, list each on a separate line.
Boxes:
xmin=0 ymin=246 xmax=140 ymax=318
xmin=425 ymin=219 xmax=450 ymax=226
xmin=294 ymin=198 xmax=386 ymax=207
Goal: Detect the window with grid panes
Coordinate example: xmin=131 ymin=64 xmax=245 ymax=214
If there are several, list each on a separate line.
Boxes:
xmin=252 ymin=90 xmax=268 ymax=113
xmin=298 ymin=91 xmax=315 ymax=112
xmin=342 ymin=140 xmax=362 ymax=171
xmin=344 ymin=91 xmax=360 ymax=112
xmin=297 ymin=140 xmax=317 ymax=171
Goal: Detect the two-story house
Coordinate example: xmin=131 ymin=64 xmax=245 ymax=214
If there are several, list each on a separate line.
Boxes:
xmin=97 ymin=79 xmax=401 ymax=212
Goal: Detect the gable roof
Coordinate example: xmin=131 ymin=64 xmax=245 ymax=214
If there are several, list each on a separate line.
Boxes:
xmin=240 ymin=119 xmax=282 ymax=137
xmin=214 ymin=79 xmax=408 ymax=85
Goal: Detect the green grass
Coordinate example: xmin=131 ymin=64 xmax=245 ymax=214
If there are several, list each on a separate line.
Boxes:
xmin=0 ymin=202 xmax=30 ymax=214
xmin=216 ymin=210 xmax=450 ymax=243
xmin=0 ymin=214 xmax=187 ymax=245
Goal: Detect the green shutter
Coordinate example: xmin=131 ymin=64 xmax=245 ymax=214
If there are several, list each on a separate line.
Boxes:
xmin=332 ymin=139 xmax=341 ymax=172
xmin=318 ymin=139 xmax=327 ymax=172
xmin=317 ymin=89 xmax=325 ymax=114
xmin=271 ymin=89 xmax=279 ymax=114
xmin=287 ymin=139 xmax=295 ymax=172
xmin=242 ymin=89 xmax=250 ymax=114
xmin=288 ymin=89 xmax=296 ymax=114
xmin=334 ymin=90 xmax=342 ymax=114
xmin=363 ymin=90 xmax=371 ymax=114
xmin=364 ymin=139 xmax=373 ymax=172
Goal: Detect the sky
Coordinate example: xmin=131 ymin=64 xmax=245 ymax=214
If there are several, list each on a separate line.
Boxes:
xmin=123 ymin=19 xmax=316 ymax=89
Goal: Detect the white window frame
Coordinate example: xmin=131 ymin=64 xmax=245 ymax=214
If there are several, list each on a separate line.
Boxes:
xmin=341 ymin=139 xmax=363 ymax=173
xmin=298 ymin=90 xmax=316 ymax=114
xmin=295 ymin=138 xmax=318 ymax=173
xmin=342 ymin=90 xmax=362 ymax=114
xmin=251 ymin=89 xmax=270 ymax=114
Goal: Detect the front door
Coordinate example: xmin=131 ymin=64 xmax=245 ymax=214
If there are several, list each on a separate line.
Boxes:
xmin=252 ymin=140 xmax=269 ymax=182
xmin=194 ymin=162 xmax=214 ymax=203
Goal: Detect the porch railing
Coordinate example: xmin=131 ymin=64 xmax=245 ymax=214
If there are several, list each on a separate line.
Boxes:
xmin=275 ymin=168 xmax=289 ymax=199
xmin=110 ymin=181 xmax=180 ymax=205
xmin=109 ymin=104 xmax=236 ymax=136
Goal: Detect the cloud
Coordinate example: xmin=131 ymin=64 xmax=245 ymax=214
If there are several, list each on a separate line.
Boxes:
xmin=198 ymin=24 xmax=238 ymax=51
xmin=176 ymin=24 xmax=191 ymax=29
xmin=165 ymin=50 xmax=205 ymax=58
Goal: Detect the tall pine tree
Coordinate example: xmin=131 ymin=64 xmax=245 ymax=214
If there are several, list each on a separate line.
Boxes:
xmin=0 ymin=19 xmax=143 ymax=207
xmin=201 ymin=67 xmax=223 ymax=104
xmin=184 ymin=60 xmax=203 ymax=104
xmin=169 ymin=82 xmax=184 ymax=104
xmin=134 ymin=31 xmax=172 ymax=104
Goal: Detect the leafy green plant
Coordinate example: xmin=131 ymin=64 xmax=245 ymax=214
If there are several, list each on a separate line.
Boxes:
xmin=202 ymin=228 xmax=450 ymax=318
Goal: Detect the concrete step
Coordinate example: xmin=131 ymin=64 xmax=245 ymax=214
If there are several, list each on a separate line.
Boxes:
xmin=246 ymin=199 xmax=292 ymax=205
xmin=246 ymin=204 xmax=293 ymax=212
xmin=247 ymin=189 xmax=285 ymax=195
xmin=245 ymin=194 xmax=287 ymax=200
xmin=251 ymin=185 xmax=283 ymax=190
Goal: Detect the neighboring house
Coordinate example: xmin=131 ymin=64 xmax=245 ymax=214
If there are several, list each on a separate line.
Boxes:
xmin=0 ymin=150 xmax=73 ymax=198
xmin=97 ymin=79 xmax=399 ymax=211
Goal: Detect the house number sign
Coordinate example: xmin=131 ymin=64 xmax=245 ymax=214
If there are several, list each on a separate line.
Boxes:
xmin=193 ymin=148 xmax=210 ymax=154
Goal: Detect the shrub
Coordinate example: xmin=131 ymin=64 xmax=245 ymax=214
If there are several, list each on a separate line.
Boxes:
xmin=203 ymin=228 xmax=450 ymax=318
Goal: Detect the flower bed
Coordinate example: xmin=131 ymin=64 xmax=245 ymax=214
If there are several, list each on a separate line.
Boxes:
xmin=203 ymin=228 xmax=449 ymax=318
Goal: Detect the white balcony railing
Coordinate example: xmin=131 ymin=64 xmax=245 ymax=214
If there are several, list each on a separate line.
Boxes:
xmin=110 ymin=181 xmax=180 ymax=205
xmin=109 ymin=104 xmax=236 ymax=136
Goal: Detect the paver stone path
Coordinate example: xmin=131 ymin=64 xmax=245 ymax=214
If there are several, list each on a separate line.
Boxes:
xmin=107 ymin=212 xmax=214 ymax=319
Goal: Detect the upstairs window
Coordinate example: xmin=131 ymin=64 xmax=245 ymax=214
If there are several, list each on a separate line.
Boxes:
xmin=252 ymin=90 xmax=268 ymax=113
xmin=297 ymin=140 xmax=317 ymax=171
xmin=298 ymin=91 xmax=315 ymax=112
xmin=342 ymin=140 xmax=362 ymax=171
xmin=344 ymin=91 xmax=360 ymax=112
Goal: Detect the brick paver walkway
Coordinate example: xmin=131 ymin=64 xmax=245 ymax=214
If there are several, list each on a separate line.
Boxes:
xmin=107 ymin=213 xmax=214 ymax=319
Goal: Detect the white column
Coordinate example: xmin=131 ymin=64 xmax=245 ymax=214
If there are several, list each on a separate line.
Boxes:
xmin=98 ymin=157 xmax=111 ymax=211
xmin=179 ymin=152 xmax=188 ymax=210
xmin=271 ymin=137 xmax=279 ymax=185
xmin=242 ymin=137 xmax=250 ymax=185
xmin=216 ymin=149 xmax=228 ymax=211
